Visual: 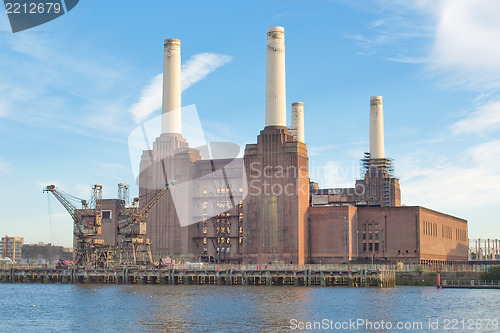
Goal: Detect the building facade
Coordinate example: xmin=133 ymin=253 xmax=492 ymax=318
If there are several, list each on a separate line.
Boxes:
xmin=1 ymin=236 xmax=24 ymax=262
xmin=123 ymin=26 xmax=469 ymax=265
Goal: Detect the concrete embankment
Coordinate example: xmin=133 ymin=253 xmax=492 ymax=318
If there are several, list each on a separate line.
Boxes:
xmin=396 ymin=271 xmax=482 ymax=286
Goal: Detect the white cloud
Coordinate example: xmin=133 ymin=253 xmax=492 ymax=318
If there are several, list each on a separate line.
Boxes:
xmin=129 ymin=53 xmax=232 ymax=124
xmin=451 ymin=99 xmax=500 ymax=134
xmin=348 ymin=1 xmax=500 ymax=90
xmin=401 ymin=140 xmax=500 ymax=209
xmin=429 ymin=0 xmax=500 ymax=90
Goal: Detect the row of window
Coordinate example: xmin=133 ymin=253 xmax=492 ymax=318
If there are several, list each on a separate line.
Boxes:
xmin=423 ymin=221 xmax=438 ymax=237
xmin=456 ymin=229 xmax=467 ymax=242
xmin=201 ymin=188 xmax=244 ymax=195
xmin=423 ymin=221 xmax=466 ymax=241
xmin=362 ymin=243 xmax=379 ymax=252
xmin=202 ymin=237 xmax=236 ymax=245
xmin=203 ymin=201 xmax=244 ymax=209
xmin=202 ymin=226 xmax=244 ymax=235
xmin=362 ymin=232 xmax=379 ymax=240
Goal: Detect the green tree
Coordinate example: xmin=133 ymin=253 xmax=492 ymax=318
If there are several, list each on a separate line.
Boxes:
xmin=481 ymin=266 xmax=500 ymax=281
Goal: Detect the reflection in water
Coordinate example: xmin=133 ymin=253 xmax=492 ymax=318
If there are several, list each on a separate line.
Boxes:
xmin=1 ymin=284 xmax=499 ymax=332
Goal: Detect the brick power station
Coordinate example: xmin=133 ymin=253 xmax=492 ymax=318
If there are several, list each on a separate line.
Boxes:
xmin=99 ymin=27 xmax=468 ymax=265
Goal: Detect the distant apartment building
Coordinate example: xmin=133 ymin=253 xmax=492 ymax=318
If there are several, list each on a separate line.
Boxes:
xmin=1 ymin=236 xmax=24 ymax=262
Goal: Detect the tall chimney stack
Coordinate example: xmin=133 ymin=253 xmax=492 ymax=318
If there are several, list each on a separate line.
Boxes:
xmin=265 ymin=26 xmax=287 ymax=127
xmin=162 ymin=38 xmax=182 ymax=134
xmin=369 ymin=96 xmax=385 ymax=159
xmin=291 ymin=102 xmax=305 ymax=143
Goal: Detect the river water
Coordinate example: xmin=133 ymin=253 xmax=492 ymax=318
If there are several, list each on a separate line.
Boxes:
xmin=0 ymin=284 xmax=498 ymax=332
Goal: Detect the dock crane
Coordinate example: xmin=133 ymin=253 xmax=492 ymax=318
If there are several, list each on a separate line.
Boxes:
xmin=43 ymin=184 xmax=115 ymax=268
xmin=117 ymin=179 xmax=174 ymax=267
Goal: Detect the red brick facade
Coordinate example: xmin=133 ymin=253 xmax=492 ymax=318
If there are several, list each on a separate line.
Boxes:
xmin=243 ymin=126 xmax=309 ymax=264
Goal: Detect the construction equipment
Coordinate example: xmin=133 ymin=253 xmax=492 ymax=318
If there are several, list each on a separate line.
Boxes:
xmin=44 ymin=185 xmax=115 ymax=268
xmin=117 ymin=180 xmax=174 ymax=267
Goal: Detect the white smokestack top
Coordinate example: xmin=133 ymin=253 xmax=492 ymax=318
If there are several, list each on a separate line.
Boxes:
xmin=369 ymin=96 xmax=385 ymax=159
xmin=265 ymin=26 xmax=287 ymax=127
xmin=162 ymin=38 xmax=182 ymax=134
xmin=291 ymin=102 xmax=305 ymax=143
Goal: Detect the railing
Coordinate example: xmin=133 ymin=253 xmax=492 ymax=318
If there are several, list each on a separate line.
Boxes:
xmin=442 ymin=280 xmax=500 ymax=286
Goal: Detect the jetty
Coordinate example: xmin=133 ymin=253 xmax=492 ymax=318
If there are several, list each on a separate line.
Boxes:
xmin=0 ymin=265 xmax=395 ymax=287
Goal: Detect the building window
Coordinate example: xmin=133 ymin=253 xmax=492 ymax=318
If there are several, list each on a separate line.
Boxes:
xmin=102 ymin=211 xmax=112 ymax=219
xmin=375 ymin=243 xmax=379 ymax=251
xmin=202 ymin=189 xmax=207 ymax=195
xmin=239 ymin=237 xmax=243 ymax=244
xmin=203 ymin=226 xmax=208 ymax=234
xmin=363 ymin=244 xmax=367 ymax=252
xmin=203 ymin=238 xmax=207 ymax=244
xmin=369 ymin=243 xmax=373 ymax=252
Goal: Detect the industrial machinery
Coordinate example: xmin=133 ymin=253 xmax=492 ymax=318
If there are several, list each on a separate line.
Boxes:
xmin=44 ymin=184 xmax=115 ymax=268
xmin=117 ymin=180 xmax=174 ymax=267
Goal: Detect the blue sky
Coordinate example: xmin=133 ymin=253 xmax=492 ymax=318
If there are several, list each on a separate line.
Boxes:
xmin=1 ymin=0 xmax=499 ymax=248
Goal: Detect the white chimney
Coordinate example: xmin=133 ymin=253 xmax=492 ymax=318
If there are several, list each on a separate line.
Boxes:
xmin=161 ymin=38 xmax=182 ymax=134
xmin=265 ymin=26 xmax=287 ymax=127
xmin=369 ymin=96 xmax=385 ymax=159
xmin=291 ymin=102 xmax=304 ymax=143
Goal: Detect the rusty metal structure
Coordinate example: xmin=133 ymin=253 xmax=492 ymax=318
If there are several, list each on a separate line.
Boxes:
xmin=44 ymin=184 xmax=115 ymax=268
xmin=117 ymin=180 xmax=174 ymax=267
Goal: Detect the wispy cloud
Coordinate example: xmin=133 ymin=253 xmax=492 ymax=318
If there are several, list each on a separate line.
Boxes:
xmin=128 ymin=74 xmax=163 ymax=125
xmin=385 ymin=55 xmax=427 ymax=63
xmin=129 ymin=53 xmax=232 ymax=124
xmin=310 ymin=160 xmax=360 ymax=189
xmin=308 ymin=144 xmax=336 ymax=157
xmin=0 ymin=31 xmax=133 ymax=138
xmin=451 ymin=99 xmax=500 ymax=134
xmin=0 ymin=159 xmax=12 ymax=174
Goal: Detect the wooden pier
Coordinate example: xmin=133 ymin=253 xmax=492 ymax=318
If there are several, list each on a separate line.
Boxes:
xmin=0 ymin=266 xmax=395 ymax=287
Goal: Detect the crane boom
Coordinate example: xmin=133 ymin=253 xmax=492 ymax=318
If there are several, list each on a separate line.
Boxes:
xmin=134 ymin=179 xmax=175 ymax=221
xmin=44 ymin=185 xmax=81 ymax=223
